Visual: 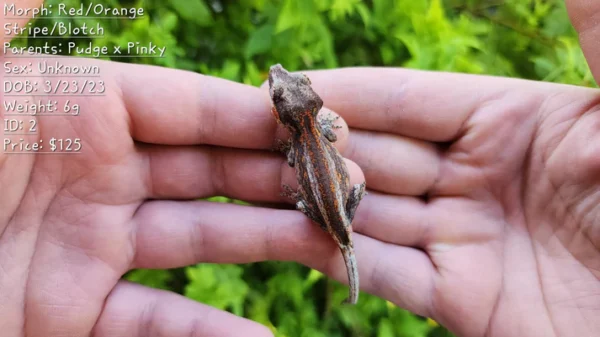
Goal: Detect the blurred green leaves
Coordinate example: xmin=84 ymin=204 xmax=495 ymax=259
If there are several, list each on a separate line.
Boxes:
xmin=185 ymin=264 xmax=249 ymax=316
xmin=126 ymin=268 xmax=173 ymax=290
xmin=169 ymin=0 xmax=213 ymax=26
xmin=17 ymin=0 xmax=593 ymax=86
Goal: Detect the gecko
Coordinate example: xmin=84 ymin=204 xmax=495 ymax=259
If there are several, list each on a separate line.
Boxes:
xmin=268 ymin=64 xmax=366 ymax=304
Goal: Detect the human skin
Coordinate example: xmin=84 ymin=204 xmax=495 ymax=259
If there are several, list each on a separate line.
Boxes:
xmin=1 ymin=0 xmax=599 ymax=336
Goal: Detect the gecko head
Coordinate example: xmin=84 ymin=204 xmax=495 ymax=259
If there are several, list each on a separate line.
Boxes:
xmin=268 ymin=64 xmax=323 ymax=128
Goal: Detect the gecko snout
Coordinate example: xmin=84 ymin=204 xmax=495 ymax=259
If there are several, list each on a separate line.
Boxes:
xmin=268 ymin=64 xmax=289 ymax=85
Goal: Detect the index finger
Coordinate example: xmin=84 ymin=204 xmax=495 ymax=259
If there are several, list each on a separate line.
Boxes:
xmin=109 ymin=60 xmax=277 ymax=148
xmin=299 ymin=67 xmax=559 ymax=141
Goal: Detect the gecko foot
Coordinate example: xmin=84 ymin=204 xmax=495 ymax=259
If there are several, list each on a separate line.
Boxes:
xmin=281 ymin=184 xmax=299 ymax=201
xmin=319 ymin=112 xmax=341 ymax=142
xmin=273 ymin=138 xmax=291 ymax=154
xmin=273 ymin=139 xmax=295 ymax=167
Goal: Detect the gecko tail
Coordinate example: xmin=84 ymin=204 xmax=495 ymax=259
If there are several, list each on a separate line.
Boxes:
xmin=341 ymin=245 xmax=359 ymax=305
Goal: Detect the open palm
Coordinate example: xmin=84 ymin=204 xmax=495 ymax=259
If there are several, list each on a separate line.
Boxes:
xmin=0 ymin=54 xmax=293 ymax=336
xmin=294 ymin=68 xmax=599 ymax=337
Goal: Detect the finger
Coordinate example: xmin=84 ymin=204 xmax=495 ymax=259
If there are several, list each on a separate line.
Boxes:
xmin=566 ymin=0 xmax=600 ymax=82
xmin=345 ymin=129 xmax=440 ymax=195
xmin=111 ymin=61 xmax=277 ymax=147
xmin=135 ymin=137 xmax=362 ymax=202
xmin=291 ymin=67 xmax=550 ymax=141
xmin=137 ymin=144 xmax=284 ymax=201
xmin=129 ymin=191 xmax=410 ymax=269
xmin=93 ymin=281 xmax=272 ymax=337
xmin=131 ymin=200 xmax=294 ymax=268
xmin=131 ymin=199 xmax=329 ymax=268
xmin=351 ymin=191 xmax=431 ymax=248
xmin=130 ymin=199 xmax=435 ymax=317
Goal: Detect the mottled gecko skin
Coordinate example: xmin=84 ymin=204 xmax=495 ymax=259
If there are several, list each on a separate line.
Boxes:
xmin=268 ymin=64 xmax=366 ymax=304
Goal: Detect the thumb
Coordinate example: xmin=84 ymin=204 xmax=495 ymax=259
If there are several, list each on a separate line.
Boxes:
xmin=566 ymin=0 xmax=600 ymax=83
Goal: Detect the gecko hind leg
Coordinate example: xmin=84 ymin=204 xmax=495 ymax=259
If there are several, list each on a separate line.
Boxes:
xmin=297 ymin=200 xmax=327 ymax=232
xmin=273 ymin=138 xmax=289 ymax=153
xmin=281 ymin=184 xmax=299 ymax=201
xmin=346 ymin=182 xmax=367 ymax=224
xmin=282 ymin=186 xmax=327 ymax=231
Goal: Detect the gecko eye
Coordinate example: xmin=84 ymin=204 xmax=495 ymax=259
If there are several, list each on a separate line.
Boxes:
xmin=271 ymin=86 xmax=285 ymax=104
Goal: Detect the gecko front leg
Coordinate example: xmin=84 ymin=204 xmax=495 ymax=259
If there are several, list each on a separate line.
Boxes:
xmin=318 ymin=112 xmax=341 ymax=143
xmin=285 ymin=144 xmax=295 ymax=167
xmin=281 ymin=184 xmax=299 ymax=201
xmin=274 ymin=139 xmax=295 ymax=167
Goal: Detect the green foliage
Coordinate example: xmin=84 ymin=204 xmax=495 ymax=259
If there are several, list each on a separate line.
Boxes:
xmin=19 ymin=0 xmax=594 ymax=86
xmin=185 ymin=264 xmax=249 ymax=316
xmin=125 ymin=268 xmax=173 ymax=290
xmin=16 ymin=0 xmax=595 ymax=336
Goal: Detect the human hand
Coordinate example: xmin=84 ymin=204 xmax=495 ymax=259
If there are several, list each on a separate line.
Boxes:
xmin=279 ymin=65 xmax=599 ymax=337
xmin=1 ymin=51 xmax=351 ymax=336
xmin=264 ymin=3 xmax=600 ymax=336
xmin=269 ymin=24 xmax=600 ymax=336
xmin=1 ymin=2 xmax=366 ymax=335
